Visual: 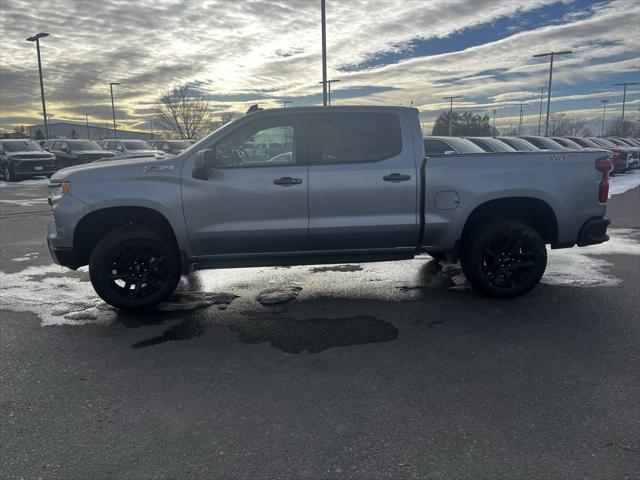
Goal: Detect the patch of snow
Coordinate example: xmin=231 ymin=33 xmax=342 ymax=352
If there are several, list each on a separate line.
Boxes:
xmin=0 ymin=264 xmax=103 ymax=326
xmin=11 ymin=252 xmax=39 ymax=262
xmin=609 ymin=170 xmax=640 ymax=197
xmin=257 ymin=286 xmax=302 ymax=305
xmin=543 ymin=228 xmax=640 ymax=287
xmin=0 ymin=178 xmax=50 ymax=188
xmin=157 ymin=292 xmax=238 ymax=311
xmin=0 ymin=198 xmax=48 ymax=207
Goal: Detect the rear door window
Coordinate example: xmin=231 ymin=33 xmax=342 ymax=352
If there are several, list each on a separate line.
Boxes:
xmin=311 ymin=113 xmax=402 ymax=164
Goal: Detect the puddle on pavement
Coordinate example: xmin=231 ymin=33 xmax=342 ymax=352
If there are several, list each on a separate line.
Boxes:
xmin=229 ymin=315 xmax=398 ymax=353
xmin=132 ymin=318 xmax=206 ymax=349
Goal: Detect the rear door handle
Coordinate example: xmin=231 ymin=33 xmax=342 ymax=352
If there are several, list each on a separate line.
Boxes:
xmin=383 ymin=173 xmax=411 ymax=182
xmin=273 ymin=176 xmax=303 ymax=186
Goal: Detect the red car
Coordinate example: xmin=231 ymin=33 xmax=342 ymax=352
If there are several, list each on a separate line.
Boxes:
xmin=563 ymin=137 xmax=628 ymax=174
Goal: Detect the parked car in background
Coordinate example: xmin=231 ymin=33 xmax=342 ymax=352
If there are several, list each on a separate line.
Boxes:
xmin=149 ymin=139 xmax=191 ymax=156
xmin=606 ymin=138 xmax=639 ymax=168
xmin=519 ymin=136 xmax=569 ymax=150
xmin=423 ymin=136 xmax=484 ymax=155
xmin=564 ymin=137 xmax=628 ymax=174
xmin=0 ymin=139 xmax=57 ymax=181
xmin=47 ymin=139 xmax=116 ymax=169
xmin=464 ymin=137 xmax=516 ymax=153
xmin=586 ymin=137 xmax=635 ymax=171
xmin=98 ymin=139 xmax=165 ymax=160
xmin=495 ymin=136 xmax=540 ymax=151
xmin=549 ymin=137 xmax=585 ymax=149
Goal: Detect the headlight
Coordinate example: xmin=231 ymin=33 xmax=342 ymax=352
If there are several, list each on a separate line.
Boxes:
xmin=48 ymin=181 xmax=71 ymax=205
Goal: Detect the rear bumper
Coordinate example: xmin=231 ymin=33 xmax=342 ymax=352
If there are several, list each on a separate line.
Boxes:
xmin=577 ymin=217 xmax=610 ymax=247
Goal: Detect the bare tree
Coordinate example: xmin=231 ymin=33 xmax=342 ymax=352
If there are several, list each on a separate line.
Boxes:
xmin=605 ymin=117 xmax=640 ymax=137
xmin=155 ymin=84 xmax=211 ymax=139
xmin=548 ymin=113 xmax=592 ymax=136
xmin=219 ymin=112 xmax=236 ymax=125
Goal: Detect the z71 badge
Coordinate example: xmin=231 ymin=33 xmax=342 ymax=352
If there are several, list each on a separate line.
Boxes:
xmin=143 ymin=164 xmax=174 ymax=173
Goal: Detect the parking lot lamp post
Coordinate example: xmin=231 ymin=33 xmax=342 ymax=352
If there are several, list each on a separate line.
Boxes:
xmin=85 ymin=114 xmax=90 ymax=139
xmin=26 ymin=32 xmax=50 ymax=139
xmin=533 ymin=50 xmax=573 ymax=136
xmin=109 ymin=82 xmax=120 ymax=137
xmin=443 ymin=96 xmax=461 ymax=136
xmin=282 ymin=100 xmax=292 ymax=108
xmin=492 ymin=109 xmax=497 ymax=133
xmin=518 ymin=103 xmax=525 ymax=135
xmin=537 ymin=87 xmax=544 ymax=136
xmin=321 ymin=0 xmax=328 ymax=106
xmin=613 ymin=82 xmax=639 ymax=132
xmin=318 ymin=79 xmax=340 ymax=106
xmin=600 ymin=99 xmax=609 ymax=136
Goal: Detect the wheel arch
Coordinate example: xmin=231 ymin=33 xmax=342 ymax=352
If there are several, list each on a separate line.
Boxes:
xmin=461 ymin=197 xmax=559 ymax=247
xmin=73 ymin=206 xmax=180 ymax=268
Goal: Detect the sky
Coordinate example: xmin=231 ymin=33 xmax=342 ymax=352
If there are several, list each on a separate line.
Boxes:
xmin=0 ymin=0 xmax=639 ymax=135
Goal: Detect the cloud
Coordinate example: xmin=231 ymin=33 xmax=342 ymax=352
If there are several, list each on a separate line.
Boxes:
xmin=1 ymin=0 xmax=638 ymax=132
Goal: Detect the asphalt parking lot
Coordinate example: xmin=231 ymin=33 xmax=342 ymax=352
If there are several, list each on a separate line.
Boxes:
xmin=1 ymin=175 xmax=639 ymax=480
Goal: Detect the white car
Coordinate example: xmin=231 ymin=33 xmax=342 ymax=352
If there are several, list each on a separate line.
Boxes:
xmin=98 ymin=139 xmax=166 ymax=160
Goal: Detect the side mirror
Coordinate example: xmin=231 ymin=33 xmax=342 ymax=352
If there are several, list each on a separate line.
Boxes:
xmin=116 ymin=145 xmax=124 ymax=152
xmin=192 ymin=149 xmax=215 ymax=180
xmin=162 ymin=145 xmax=170 ymax=153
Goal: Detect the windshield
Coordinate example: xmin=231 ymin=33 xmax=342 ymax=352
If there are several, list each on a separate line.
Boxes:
xmin=123 ymin=141 xmax=152 ymax=150
xmin=468 ymin=137 xmax=515 ymax=152
xmin=70 ymin=141 xmax=102 ymax=150
xmin=168 ymin=141 xmax=189 ymax=149
xmin=552 ymin=137 xmax=582 ymax=148
xmin=445 ymin=138 xmax=485 ymax=153
xmin=497 ymin=137 xmax=539 ymax=151
xmin=522 ymin=137 xmax=566 ymax=150
xmin=588 ymin=138 xmax=616 ymax=148
xmin=2 ymin=140 xmax=43 ymax=152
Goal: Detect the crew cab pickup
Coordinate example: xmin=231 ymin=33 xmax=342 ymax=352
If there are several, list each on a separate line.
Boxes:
xmin=47 ymin=107 xmax=611 ymax=308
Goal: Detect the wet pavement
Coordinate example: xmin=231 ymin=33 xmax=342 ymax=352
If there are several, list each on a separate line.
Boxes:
xmin=1 ymin=178 xmax=639 ymax=479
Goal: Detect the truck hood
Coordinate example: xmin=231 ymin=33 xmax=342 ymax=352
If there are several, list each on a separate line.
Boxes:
xmin=50 ymin=156 xmax=160 ymax=182
xmin=8 ymin=150 xmax=53 ymax=157
xmin=74 ymin=149 xmax=114 ymax=156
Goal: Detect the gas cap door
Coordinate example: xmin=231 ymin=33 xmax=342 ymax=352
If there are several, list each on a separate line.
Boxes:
xmin=435 ymin=190 xmax=460 ymax=210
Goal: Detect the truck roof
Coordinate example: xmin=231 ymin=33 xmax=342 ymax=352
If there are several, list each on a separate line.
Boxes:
xmin=246 ymin=105 xmax=419 ymax=116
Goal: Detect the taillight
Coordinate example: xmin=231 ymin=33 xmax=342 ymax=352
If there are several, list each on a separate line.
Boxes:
xmin=596 ymin=157 xmax=611 ymax=203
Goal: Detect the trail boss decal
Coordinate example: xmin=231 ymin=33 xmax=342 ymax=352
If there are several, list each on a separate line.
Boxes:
xmin=143 ymin=165 xmax=174 ymax=173
xmin=550 ymin=153 xmax=580 ymax=161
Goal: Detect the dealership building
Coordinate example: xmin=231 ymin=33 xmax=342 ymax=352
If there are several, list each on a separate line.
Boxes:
xmin=26 ymin=122 xmax=157 ymax=141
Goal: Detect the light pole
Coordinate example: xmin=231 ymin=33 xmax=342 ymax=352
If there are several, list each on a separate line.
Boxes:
xmin=537 ymin=86 xmax=545 ymax=135
xmin=600 ymin=99 xmax=609 ymax=136
xmin=282 ymin=100 xmax=292 ymax=108
xmin=26 ymin=32 xmax=50 ymax=139
xmin=613 ymin=82 xmax=639 ymax=133
xmin=516 ymin=103 xmax=528 ymax=135
xmin=443 ymin=96 xmax=461 ymax=136
xmin=533 ymin=50 xmax=573 ymax=136
xmin=320 ymin=0 xmax=328 ymax=106
xmin=109 ymin=82 xmax=120 ymax=137
xmin=492 ymin=109 xmax=497 ymax=133
xmin=85 ymin=113 xmax=90 ymax=139
xmin=318 ymin=79 xmax=340 ymax=105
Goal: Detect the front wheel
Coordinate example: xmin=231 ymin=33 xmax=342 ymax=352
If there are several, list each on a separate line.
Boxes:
xmin=3 ymin=164 xmax=16 ymax=182
xmin=461 ymin=219 xmax=547 ymax=298
xmin=89 ymin=227 xmax=181 ymax=309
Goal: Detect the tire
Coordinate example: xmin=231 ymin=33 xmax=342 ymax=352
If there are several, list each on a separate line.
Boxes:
xmin=89 ymin=226 xmax=181 ymax=309
xmin=4 ymin=163 xmax=16 ymax=182
xmin=461 ymin=218 xmax=547 ymax=298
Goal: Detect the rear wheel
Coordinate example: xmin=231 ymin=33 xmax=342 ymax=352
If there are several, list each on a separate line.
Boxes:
xmin=461 ymin=219 xmax=547 ymax=298
xmin=89 ymin=227 xmax=181 ymax=309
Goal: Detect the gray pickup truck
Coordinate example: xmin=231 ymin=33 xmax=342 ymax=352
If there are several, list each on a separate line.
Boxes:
xmin=47 ymin=106 xmax=611 ymax=308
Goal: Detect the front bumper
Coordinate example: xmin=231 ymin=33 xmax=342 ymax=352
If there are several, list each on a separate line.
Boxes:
xmin=47 ymin=237 xmax=81 ymax=269
xmin=577 ymin=217 xmax=610 ymax=247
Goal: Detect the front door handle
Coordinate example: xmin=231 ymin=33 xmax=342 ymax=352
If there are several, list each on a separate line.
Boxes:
xmin=383 ymin=173 xmax=411 ymax=182
xmin=273 ymin=176 xmax=303 ymax=186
